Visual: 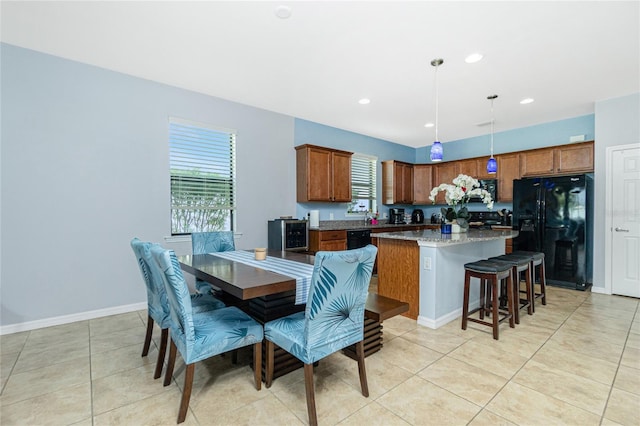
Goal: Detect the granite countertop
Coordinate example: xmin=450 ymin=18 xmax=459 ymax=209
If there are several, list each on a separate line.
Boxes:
xmin=375 ymin=228 xmax=519 ymax=248
xmin=309 ymin=220 xmax=438 ymax=231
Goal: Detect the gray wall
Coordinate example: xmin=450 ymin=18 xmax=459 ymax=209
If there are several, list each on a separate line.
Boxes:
xmin=593 ymin=93 xmax=640 ymax=291
xmin=1 ymin=44 xmax=296 ymax=328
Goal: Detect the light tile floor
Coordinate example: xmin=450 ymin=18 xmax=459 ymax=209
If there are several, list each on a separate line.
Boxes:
xmin=1 ymin=285 xmax=639 ymax=425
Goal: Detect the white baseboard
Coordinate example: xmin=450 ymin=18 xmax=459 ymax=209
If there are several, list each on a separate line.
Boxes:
xmin=591 ymin=286 xmax=610 ymax=295
xmin=0 ymin=302 xmax=147 ymax=335
xmin=418 ymin=309 xmax=461 ymax=329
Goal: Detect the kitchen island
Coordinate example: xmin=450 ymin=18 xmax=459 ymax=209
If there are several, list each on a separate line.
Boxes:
xmin=375 ymin=228 xmax=518 ymax=329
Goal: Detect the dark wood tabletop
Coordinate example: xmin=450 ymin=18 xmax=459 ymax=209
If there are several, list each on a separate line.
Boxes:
xmin=178 ymin=250 xmax=315 ymax=300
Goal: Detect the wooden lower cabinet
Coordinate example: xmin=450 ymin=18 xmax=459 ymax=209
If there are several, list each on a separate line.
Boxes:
xmin=308 ymin=230 xmax=346 ymax=253
xmin=376 ymin=238 xmax=420 ymax=319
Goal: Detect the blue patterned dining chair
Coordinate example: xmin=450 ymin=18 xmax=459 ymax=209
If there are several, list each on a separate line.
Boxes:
xmin=264 ymin=245 xmax=377 ymax=426
xmin=130 ymin=238 xmax=226 ymax=380
xmin=191 ymin=231 xmax=235 ymax=295
xmin=150 ymin=245 xmax=264 ymax=424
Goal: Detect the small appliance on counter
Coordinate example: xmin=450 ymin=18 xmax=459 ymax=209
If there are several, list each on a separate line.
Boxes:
xmin=411 ymin=209 xmax=424 ymax=224
xmin=267 ymin=218 xmax=309 ymax=251
xmin=388 ymin=208 xmax=405 ymax=224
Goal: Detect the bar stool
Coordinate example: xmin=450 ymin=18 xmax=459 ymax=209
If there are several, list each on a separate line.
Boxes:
xmin=462 ymin=260 xmax=515 ymax=340
xmin=511 ymin=251 xmax=547 ymax=308
xmin=489 ymin=254 xmax=534 ymax=324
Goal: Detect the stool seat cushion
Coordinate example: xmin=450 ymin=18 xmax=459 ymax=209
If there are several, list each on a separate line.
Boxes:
xmin=489 ymin=255 xmax=531 ymax=266
xmin=511 ymin=251 xmax=545 ymax=261
xmin=464 ymin=260 xmax=512 ymax=273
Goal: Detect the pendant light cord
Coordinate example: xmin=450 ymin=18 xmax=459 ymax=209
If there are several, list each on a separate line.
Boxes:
xmin=435 ymin=64 xmax=439 ymax=142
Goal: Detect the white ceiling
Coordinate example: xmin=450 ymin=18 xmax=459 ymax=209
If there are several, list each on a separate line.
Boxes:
xmin=2 ymin=1 xmax=639 ymax=148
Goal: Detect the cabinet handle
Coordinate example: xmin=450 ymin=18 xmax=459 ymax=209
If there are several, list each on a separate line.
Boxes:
xmin=615 ymin=227 xmax=630 ymax=232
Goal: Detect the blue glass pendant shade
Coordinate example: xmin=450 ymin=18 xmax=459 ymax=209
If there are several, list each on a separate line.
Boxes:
xmin=430 ymin=141 xmax=443 ymax=162
xmin=486 ymin=156 xmax=497 ymax=174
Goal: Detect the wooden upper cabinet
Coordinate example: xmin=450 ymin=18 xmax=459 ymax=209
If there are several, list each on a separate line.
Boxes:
xmin=413 ymin=164 xmax=434 ymax=205
xmin=296 ymin=144 xmax=352 ymax=202
xmin=432 ymin=162 xmax=458 ymax=204
xmin=496 ymin=153 xmax=520 ymax=202
xmin=456 ymin=157 xmax=496 ymax=180
xmin=556 ymin=142 xmax=594 ymax=174
xmin=382 ymin=160 xmax=413 ymax=204
xmin=520 ymin=141 xmax=594 ymax=177
xmin=456 ymin=158 xmax=477 ymax=177
xmin=520 ymin=147 xmax=556 ymax=176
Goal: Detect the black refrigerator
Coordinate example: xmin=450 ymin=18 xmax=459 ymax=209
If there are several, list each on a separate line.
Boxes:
xmin=512 ymin=174 xmax=593 ymax=290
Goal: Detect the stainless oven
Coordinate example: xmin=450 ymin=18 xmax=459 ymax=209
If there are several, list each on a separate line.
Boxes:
xmin=267 ymin=219 xmax=309 ymax=251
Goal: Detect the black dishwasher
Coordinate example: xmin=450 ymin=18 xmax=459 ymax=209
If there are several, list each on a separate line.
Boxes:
xmin=347 ymin=229 xmax=371 ymax=249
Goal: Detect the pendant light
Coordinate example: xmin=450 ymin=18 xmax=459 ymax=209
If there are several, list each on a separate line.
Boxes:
xmin=486 ymin=94 xmax=498 ymax=174
xmin=430 ymin=58 xmax=444 ymax=162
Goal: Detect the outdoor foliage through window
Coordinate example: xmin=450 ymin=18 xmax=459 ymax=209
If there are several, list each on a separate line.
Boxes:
xmin=169 ymin=118 xmax=236 ymax=234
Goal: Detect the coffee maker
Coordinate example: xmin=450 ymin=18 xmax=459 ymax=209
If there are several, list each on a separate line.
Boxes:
xmin=389 ymin=208 xmax=405 ymax=224
xmin=411 ymin=209 xmax=424 ymax=224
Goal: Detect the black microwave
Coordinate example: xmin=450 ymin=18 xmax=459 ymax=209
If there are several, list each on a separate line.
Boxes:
xmin=469 ymin=179 xmax=498 ymax=202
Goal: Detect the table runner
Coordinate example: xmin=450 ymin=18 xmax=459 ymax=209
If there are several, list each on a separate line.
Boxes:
xmin=210 ymin=250 xmax=314 ymax=304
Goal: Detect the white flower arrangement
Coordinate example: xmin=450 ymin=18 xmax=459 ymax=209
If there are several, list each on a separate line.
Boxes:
xmin=429 ymin=174 xmax=494 ymax=227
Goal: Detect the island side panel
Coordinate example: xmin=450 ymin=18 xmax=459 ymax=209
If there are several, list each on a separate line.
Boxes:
xmin=418 ymin=239 xmax=505 ymax=329
xmin=377 ymin=238 xmax=420 ymax=319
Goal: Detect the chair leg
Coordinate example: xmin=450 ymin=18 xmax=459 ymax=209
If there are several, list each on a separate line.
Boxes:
xmin=525 ymin=265 xmax=534 ymax=315
xmin=461 ymin=271 xmax=471 ymax=330
xmin=265 ymin=340 xmax=274 ymax=389
xmin=511 ymin=267 xmax=520 ymax=325
xmin=479 ymin=277 xmax=486 ymax=320
xmin=164 ymin=340 xmax=177 ymax=387
xmin=304 ymin=363 xmax=318 ymax=426
xmin=154 ymin=328 xmax=168 ymax=379
xmin=492 ymin=277 xmax=499 ymax=340
xmin=142 ymin=315 xmax=154 ymax=356
xmin=540 ymin=260 xmax=547 ymax=305
xmin=177 ymin=363 xmax=194 ymax=424
xmin=506 ymin=271 xmax=515 ymax=329
xmin=253 ymin=342 xmax=262 ymax=391
xmin=355 ymin=340 xmax=369 ymax=398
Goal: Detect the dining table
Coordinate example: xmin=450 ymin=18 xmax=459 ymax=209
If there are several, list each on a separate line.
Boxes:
xmin=178 ymin=248 xmax=408 ymax=380
xmin=178 ymin=249 xmax=315 ymax=380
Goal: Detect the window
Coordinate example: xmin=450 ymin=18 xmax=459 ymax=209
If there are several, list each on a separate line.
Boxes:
xmin=348 ymin=153 xmax=377 ymax=214
xmin=169 ymin=118 xmax=236 ymax=235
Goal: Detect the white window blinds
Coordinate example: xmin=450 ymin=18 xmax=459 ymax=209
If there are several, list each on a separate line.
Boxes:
xmin=169 ymin=118 xmax=236 ymax=234
xmin=351 ymin=153 xmax=377 ymax=200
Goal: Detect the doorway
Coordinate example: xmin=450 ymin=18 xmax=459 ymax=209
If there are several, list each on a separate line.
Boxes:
xmin=606 ymin=144 xmax=640 ymax=297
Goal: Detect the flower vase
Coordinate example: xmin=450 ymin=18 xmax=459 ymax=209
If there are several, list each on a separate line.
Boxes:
xmin=451 ymin=220 xmax=467 ymax=233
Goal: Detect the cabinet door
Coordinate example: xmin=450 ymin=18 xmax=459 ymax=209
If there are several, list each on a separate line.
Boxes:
xmin=331 ymin=151 xmax=352 ymax=202
xmin=433 ymin=162 xmax=458 ymax=204
xmin=456 ymin=158 xmax=478 ymax=178
xmin=393 ymin=163 xmax=405 ymax=203
xmin=401 ymin=164 xmax=414 ymax=204
xmin=520 ymin=147 xmax=555 ymax=176
xmin=497 ymin=153 xmax=520 ymax=202
xmin=305 ymin=147 xmax=333 ymax=201
xmin=413 ymin=164 xmax=433 ymax=204
xmin=556 ymin=142 xmax=594 ymax=174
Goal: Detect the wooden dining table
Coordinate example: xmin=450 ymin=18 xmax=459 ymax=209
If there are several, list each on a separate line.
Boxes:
xmin=178 ymin=249 xmax=315 ymax=380
xmin=178 ymin=248 xmax=408 ymax=379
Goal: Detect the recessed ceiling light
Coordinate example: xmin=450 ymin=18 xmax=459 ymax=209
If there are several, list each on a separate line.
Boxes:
xmin=274 ymin=5 xmax=292 ymax=19
xmin=424 ymin=122 xmax=434 ymax=128
xmin=520 ymin=98 xmax=535 ymax=104
xmin=358 ymin=98 xmax=371 ymax=105
xmin=465 ymin=53 xmax=483 ymax=64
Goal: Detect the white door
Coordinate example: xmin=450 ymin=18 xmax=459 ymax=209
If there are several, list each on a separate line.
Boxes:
xmin=611 ymin=145 xmax=640 ymax=297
